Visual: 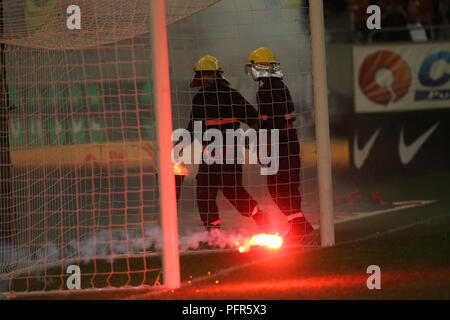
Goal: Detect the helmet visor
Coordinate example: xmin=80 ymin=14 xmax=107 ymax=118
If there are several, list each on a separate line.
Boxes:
xmin=245 ymin=62 xmax=283 ymax=81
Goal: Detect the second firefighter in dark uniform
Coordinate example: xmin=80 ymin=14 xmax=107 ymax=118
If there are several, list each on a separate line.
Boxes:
xmin=246 ymin=47 xmax=314 ymax=242
xmin=183 ymin=55 xmax=270 ymax=232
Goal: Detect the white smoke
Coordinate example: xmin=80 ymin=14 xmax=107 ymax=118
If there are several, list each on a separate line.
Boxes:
xmin=179 ymin=228 xmax=256 ymax=251
xmin=0 ymin=226 xmax=260 ymax=281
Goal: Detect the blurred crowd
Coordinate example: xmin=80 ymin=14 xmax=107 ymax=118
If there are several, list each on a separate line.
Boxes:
xmin=324 ymin=0 xmax=450 ymax=41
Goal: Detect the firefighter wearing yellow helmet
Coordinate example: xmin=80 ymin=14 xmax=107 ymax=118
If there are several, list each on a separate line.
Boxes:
xmin=245 ymin=47 xmax=284 ymax=81
xmin=181 ymin=55 xmax=271 ymax=232
xmin=189 ymin=55 xmax=229 ymax=88
xmin=246 ymin=47 xmax=313 ymax=243
xmin=195 ymin=54 xmax=221 ymax=71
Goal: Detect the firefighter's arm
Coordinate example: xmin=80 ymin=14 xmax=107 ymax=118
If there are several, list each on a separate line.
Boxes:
xmin=284 ymin=86 xmax=297 ymax=122
xmin=231 ymin=90 xmax=260 ymax=129
xmin=173 ymin=106 xmax=199 ymax=163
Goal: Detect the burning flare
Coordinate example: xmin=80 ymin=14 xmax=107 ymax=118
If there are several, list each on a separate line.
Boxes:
xmin=236 ymin=233 xmax=283 ymax=253
xmin=174 ymin=163 xmax=189 ymax=176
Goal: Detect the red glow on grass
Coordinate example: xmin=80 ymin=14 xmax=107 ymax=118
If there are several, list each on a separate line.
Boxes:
xmin=236 ymin=233 xmax=283 ymax=253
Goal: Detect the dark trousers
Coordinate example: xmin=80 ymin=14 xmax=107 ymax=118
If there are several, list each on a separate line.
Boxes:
xmin=196 ymin=162 xmax=257 ymax=225
xmin=267 ymin=128 xmax=302 ymax=216
xmin=175 ymin=175 xmax=184 ymax=201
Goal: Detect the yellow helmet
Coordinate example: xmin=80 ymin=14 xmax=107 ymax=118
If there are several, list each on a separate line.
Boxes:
xmin=246 ymin=47 xmax=283 ymax=81
xmin=194 ymin=55 xmax=221 ymax=72
xmin=247 ymin=47 xmax=276 ymax=64
xmin=191 ymin=55 xmax=228 ymax=88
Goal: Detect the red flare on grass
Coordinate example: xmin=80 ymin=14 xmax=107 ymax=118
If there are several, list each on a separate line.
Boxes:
xmin=235 ymin=233 xmax=283 ymax=253
xmin=333 ymin=195 xmax=344 ymax=206
xmin=371 ymin=192 xmax=383 ymax=204
xmin=349 ymin=188 xmax=362 ymax=202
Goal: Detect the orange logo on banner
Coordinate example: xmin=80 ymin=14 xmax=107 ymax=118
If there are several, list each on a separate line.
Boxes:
xmin=359 ymin=50 xmax=411 ymax=105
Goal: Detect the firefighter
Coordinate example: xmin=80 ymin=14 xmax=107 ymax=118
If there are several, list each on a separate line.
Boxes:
xmin=246 ymin=47 xmax=314 ymax=242
xmin=182 ymin=55 xmax=270 ymax=232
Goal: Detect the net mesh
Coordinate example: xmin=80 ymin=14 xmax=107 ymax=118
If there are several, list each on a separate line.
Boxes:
xmin=0 ymin=0 xmax=318 ymax=294
xmin=0 ymin=0 xmax=221 ymax=49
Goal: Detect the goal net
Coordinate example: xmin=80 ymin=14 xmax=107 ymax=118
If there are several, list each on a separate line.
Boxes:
xmin=0 ymin=0 xmax=330 ymax=295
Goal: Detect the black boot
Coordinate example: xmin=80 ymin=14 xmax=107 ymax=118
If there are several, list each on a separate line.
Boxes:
xmin=284 ymin=215 xmax=314 ymax=244
xmin=252 ymin=210 xmax=272 ymax=233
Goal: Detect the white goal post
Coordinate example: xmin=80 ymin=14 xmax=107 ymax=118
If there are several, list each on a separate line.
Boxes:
xmin=309 ymin=0 xmax=335 ymax=247
xmin=150 ymin=0 xmax=181 ymax=289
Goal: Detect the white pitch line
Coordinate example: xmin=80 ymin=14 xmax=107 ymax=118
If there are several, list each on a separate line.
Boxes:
xmin=332 ymin=200 xmax=436 ymax=226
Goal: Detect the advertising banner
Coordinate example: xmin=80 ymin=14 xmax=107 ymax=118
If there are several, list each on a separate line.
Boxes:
xmin=354 ymin=42 xmax=450 ymax=113
xmin=350 ymin=109 xmax=450 ymax=178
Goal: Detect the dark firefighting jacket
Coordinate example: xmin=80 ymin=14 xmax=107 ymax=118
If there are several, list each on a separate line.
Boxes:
xmin=186 ymin=81 xmax=259 ymax=215
xmin=186 ymin=81 xmax=259 ymax=153
xmin=257 ymin=77 xmax=299 ymax=157
xmin=257 ymin=77 xmax=296 ymax=131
